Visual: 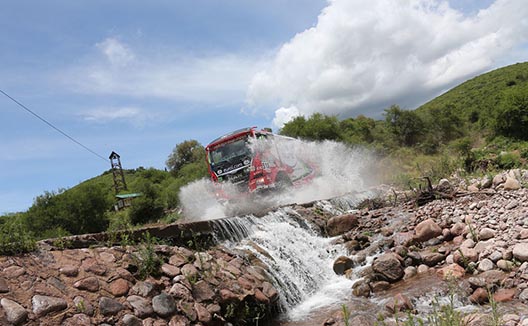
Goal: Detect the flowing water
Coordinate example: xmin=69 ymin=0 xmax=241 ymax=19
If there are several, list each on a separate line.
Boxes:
xmin=210 ymin=197 xmax=376 ymax=322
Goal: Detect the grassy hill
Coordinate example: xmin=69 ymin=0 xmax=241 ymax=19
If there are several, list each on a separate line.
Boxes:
xmin=416 ymin=62 xmax=528 ymax=129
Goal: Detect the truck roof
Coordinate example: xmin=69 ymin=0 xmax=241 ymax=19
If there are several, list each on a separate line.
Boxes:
xmin=206 ymin=127 xmax=255 ymax=149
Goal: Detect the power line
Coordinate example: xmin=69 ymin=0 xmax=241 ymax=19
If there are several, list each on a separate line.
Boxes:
xmin=0 ymin=89 xmax=109 ymax=163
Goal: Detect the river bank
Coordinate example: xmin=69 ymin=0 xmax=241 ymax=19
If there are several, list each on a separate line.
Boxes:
xmin=1 ymin=169 xmax=528 ymax=325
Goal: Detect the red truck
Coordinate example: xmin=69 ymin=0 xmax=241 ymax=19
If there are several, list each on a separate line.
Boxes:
xmin=205 ymin=127 xmax=317 ymax=203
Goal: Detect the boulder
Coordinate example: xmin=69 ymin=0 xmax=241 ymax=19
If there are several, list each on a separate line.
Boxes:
xmin=479 ymin=228 xmax=496 ymax=240
xmin=109 ymin=278 xmax=130 ymax=297
xmin=1 ymin=298 xmax=27 ymax=325
xmin=469 ymin=288 xmax=488 ymax=304
xmin=194 ymin=302 xmax=212 ymax=323
xmin=352 ymin=279 xmax=371 ymax=298
xmin=421 ymin=251 xmax=446 ymax=267
xmin=513 ymin=243 xmax=528 ymax=262
xmin=493 ymin=288 xmax=516 ymax=302
xmin=192 ymin=280 xmax=215 ymax=302
xmin=477 ymin=258 xmax=494 ymax=272
xmin=333 ymin=256 xmax=354 ymax=275
xmin=385 ymin=293 xmax=413 ymax=313
xmin=122 ymin=314 xmax=143 ymax=326
xmin=127 ymin=295 xmax=153 ymax=318
xmin=326 ymin=213 xmax=359 ymax=236
xmin=503 ymin=177 xmax=521 ymax=190
xmin=99 ymin=297 xmax=124 ymax=316
xmin=492 ymin=173 xmax=506 ymax=187
xmin=0 ymin=277 xmax=9 ymax=293
xmin=74 ymin=277 xmax=100 ymax=292
xmin=152 ymin=293 xmax=176 ymax=318
xmin=413 ymin=219 xmax=442 ymax=243
xmin=32 ymin=295 xmax=67 ymax=317
xmin=372 ymin=253 xmax=403 ymax=282
xmin=437 ymin=263 xmax=465 ymax=280
xmin=62 ymin=314 xmax=91 ymax=326
xmin=74 ymin=296 xmax=94 ymax=316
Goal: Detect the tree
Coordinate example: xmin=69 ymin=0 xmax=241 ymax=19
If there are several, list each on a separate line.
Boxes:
xmin=493 ymin=85 xmax=528 ymax=140
xmin=384 ymin=105 xmax=425 ymax=147
xmin=166 ymin=140 xmax=206 ymax=175
xmin=129 ymin=180 xmax=164 ymax=225
xmin=26 ymin=184 xmax=111 ymax=238
xmin=280 ymin=113 xmax=342 ymax=141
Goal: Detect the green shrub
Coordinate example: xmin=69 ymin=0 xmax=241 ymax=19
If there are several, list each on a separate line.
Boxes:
xmin=496 ymin=152 xmax=520 ymax=169
xmin=0 ymin=216 xmax=37 ymax=255
xmin=133 ymin=232 xmax=162 ymax=280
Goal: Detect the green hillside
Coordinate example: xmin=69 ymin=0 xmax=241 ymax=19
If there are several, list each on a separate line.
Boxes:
xmin=416 ymin=62 xmax=528 ymax=129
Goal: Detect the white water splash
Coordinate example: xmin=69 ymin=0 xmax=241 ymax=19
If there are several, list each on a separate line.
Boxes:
xmin=211 ymin=207 xmax=369 ymax=321
xmin=179 ymin=139 xmax=378 ymax=221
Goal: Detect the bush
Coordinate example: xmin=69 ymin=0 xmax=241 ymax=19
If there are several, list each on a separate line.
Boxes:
xmin=497 ymin=152 xmax=521 ymax=169
xmin=0 ymin=216 xmax=36 ymax=255
xmin=129 ymin=181 xmax=164 ymax=225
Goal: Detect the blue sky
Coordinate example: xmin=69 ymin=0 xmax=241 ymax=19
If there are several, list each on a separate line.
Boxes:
xmin=1 ymin=0 xmax=527 ymax=213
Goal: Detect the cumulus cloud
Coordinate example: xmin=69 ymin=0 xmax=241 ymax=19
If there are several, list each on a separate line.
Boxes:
xmin=247 ymin=0 xmax=528 ymax=127
xmin=63 ymin=37 xmax=265 ymax=106
xmin=272 ymin=106 xmax=301 ymax=128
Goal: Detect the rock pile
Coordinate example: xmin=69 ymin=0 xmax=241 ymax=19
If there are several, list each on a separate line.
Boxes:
xmin=0 ymin=243 xmax=279 ymax=325
xmin=327 ymin=169 xmax=528 ymax=325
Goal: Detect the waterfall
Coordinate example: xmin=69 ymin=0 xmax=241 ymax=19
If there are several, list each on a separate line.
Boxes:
xmin=211 ymin=206 xmax=355 ymax=320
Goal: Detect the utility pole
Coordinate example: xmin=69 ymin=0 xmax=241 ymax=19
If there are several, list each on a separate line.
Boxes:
xmin=109 ymin=151 xmax=127 ymax=194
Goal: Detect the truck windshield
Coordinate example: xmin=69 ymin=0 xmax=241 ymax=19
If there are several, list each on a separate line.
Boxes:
xmin=209 ymin=138 xmax=251 ymax=165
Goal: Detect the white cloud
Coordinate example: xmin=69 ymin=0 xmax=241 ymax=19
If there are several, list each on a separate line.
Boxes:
xmin=272 ymin=106 xmax=300 ymax=128
xmin=63 ymin=38 xmax=266 ymax=106
xmin=81 ymin=106 xmax=156 ymax=128
xmin=247 ymin=0 xmax=528 ymax=120
xmin=96 ymin=38 xmax=135 ymax=66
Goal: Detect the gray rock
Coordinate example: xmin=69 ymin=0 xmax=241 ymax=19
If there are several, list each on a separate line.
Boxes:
xmin=493 ymin=173 xmax=506 ymax=187
xmin=130 ymin=281 xmax=156 ymax=297
xmin=99 ymin=297 xmax=124 ymax=316
xmin=62 ymin=314 xmax=91 ymax=326
xmin=73 ymin=296 xmax=94 ymax=316
xmin=326 ymin=213 xmax=359 ymax=236
xmin=513 ymin=243 xmax=528 ymax=262
xmin=333 ymin=256 xmax=354 ymax=275
xmin=73 ymin=276 xmax=99 ymax=292
xmin=192 ymin=280 xmax=215 ymax=302
xmin=479 ymin=228 xmax=496 ymax=240
xmin=477 ymin=258 xmax=494 ymax=272
xmin=504 ymin=177 xmax=521 ymax=190
xmin=123 ymin=314 xmax=143 ymax=326
xmin=403 ymin=266 xmax=417 ymax=280
xmin=169 ymin=283 xmax=193 ymax=301
xmin=0 ymin=277 xmax=9 ymax=293
xmin=152 ymin=292 xmax=176 ymax=317
xmin=372 ymin=253 xmax=403 ymax=282
xmin=497 ymin=259 xmax=514 ymax=271
xmin=519 ymin=288 xmax=528 ymax=301
xmin=1 ymin=298 xmax=27 ymax=325
xmin=127 ymin=295 xmax=153 ymax=318
xmin=413 ymin=219 xmax=442 ymax=243
xmin=32 ymin=295 xmax=67 ymax=317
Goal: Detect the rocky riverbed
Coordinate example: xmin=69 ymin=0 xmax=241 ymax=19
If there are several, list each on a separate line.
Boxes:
xmin=1 ymin=169 xmax=528 ymax=325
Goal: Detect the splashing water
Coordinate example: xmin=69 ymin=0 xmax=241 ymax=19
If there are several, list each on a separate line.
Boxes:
xmin=211 ymin=207 xmax=357 ymax=321
xmin=179 ymin=139 xmax=379 ymax=221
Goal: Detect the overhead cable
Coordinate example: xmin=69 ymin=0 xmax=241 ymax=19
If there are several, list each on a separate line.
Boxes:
xmin=0 ymin=88 xmax=109 ymax=163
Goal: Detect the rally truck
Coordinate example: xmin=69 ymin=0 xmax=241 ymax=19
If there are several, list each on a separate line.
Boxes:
xmin=205 ymin=127 xmax=317 ymax=202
